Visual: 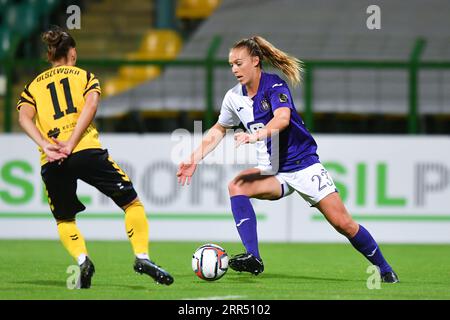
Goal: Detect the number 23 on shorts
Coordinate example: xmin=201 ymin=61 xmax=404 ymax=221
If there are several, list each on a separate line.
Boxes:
xmin=311 ymin=168 xmax=334 ymax=192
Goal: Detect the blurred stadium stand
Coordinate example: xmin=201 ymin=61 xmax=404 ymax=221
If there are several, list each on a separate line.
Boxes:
xmin=1 ymin=0 xmax=449 ymax=134
xmin=103 ymin=30 xmax=183 ymax=97
xmin=99 ymin=0 xmax=450 ymax=134
xmin=69 ymin=0 xmax=154 ymax=59
xmin=0 ymin=0 xmax=62 ymax=131
xmin=1 ymin=0 xmax=158 ymax=131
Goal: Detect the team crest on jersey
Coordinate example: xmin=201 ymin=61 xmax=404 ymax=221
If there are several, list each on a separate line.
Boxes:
xmin=261 ymin=99 xmax=270 ymax=111
xmin=47 ymin=127 xmax=60 ymax=138
xmin=279 ymin=93 xmax=288 ymax=103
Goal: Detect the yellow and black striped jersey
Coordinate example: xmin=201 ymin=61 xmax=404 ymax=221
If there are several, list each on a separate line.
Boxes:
xmin=17 ymin=65 xmax=102 ymax=165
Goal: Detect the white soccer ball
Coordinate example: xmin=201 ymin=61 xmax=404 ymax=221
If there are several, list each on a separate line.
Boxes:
xmin=192 ymin=243 xmax=229 ymax=281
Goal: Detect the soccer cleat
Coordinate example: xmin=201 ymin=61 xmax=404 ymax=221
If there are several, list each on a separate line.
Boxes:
xmin=229 ymin=253 xmax=264 ymax=275
xmin=381 ymin=270 xmax=399 ymax=283
xmin=79 ymin=256 xmax=95 ymax=289
xmin=133 ymin=258 xmax=174 ymax=285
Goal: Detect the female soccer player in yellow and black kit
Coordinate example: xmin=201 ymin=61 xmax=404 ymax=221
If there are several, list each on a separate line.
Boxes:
xmin=16 ymin=26 xmax=173 ymax=288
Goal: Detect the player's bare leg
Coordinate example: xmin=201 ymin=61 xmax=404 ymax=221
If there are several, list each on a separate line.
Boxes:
xmin=314 ymin=192 xmax=358 ymax=238
xmin=316 ymin=192 xmax=399 ymax=283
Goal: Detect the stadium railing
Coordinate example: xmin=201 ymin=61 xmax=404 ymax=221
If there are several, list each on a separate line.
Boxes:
xmin=2 ymin=37 xmax=450 ymax=133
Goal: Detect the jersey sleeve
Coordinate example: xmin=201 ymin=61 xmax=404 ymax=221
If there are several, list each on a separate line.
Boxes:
xmin=84 ymin=71 xmax=101 ymax=97
xmin=217 ymin=91 xmax=241 ymax=127
xmin=16 ymin=84 xmax=36 ymax=111
xmin=269 ymin=83 xmax=294 ymax=112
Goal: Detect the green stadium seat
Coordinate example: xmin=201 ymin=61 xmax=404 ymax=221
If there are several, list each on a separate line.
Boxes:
xmin=0 ymin=0 xmax=12 ymax=12
xmin=26 ymin=0 xmax=59 ymax=16
xmin=0 ymin=1 xmax=60 ymax=60
xmin=45 ymin=0 xmax=59 ymax=9
xmin=0 ymin=27 xmax=12 ymax=59
xmin=0 ymin=0 xmax=12 ymax=23
xmin=5 ymin=4 xmax=39 ymax=36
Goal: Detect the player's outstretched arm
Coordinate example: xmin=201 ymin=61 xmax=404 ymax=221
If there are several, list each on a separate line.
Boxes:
xmin=18 ymin=103 xmax=67 ymax=162
xmin=177 ymin=122 xmax=227 ymax=186
xmin=53 ymin=91 xmax=99 ymax=155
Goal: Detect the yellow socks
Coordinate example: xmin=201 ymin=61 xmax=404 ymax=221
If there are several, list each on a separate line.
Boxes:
xmin=56 ymin=219 xmax=88 ymax=265
xmin=56 ymin=201 xmax=149 ymax=264
xmin=124 ymin=200 xmax=149 ymax=257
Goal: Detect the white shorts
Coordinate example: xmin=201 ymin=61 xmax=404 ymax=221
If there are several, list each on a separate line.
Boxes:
xmin=274 ymin=163 xmax=338 ymax=206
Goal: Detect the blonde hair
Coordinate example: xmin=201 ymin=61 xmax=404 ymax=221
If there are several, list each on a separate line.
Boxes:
xmin=232 ymin=36 xmax=303 ymax=86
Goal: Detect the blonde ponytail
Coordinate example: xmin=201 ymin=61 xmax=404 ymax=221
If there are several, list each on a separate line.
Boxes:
xmin=232 ymin=36 xmax=303 ymax=86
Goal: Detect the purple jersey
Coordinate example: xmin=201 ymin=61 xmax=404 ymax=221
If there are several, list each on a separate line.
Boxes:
xmin=218 ymin=72 xmax=319 ymax=172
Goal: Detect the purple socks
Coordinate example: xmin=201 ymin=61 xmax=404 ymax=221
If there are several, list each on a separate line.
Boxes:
xmin=349 ymin=224 xmax=393 ymax=274
xmin=230 ymin=195 xmax=260 ymax=259
xmin=230 ymin=196 xmax=392 ymax=274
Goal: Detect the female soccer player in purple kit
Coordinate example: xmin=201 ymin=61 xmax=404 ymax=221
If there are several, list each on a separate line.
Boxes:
xmin=177 ymin=36 xmax=399 ymax=283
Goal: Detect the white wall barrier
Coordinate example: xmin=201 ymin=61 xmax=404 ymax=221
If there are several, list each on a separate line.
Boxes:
xmin=0 ymin=133 xmax=449 ymax=243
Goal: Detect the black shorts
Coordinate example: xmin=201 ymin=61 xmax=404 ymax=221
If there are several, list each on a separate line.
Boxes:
xmin=41 ymin=148 xmax=137 ymax=220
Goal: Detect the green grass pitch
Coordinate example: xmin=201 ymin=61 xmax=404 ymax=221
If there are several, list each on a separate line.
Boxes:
xmin=0 ymin=240 xmax=449 ymax=300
